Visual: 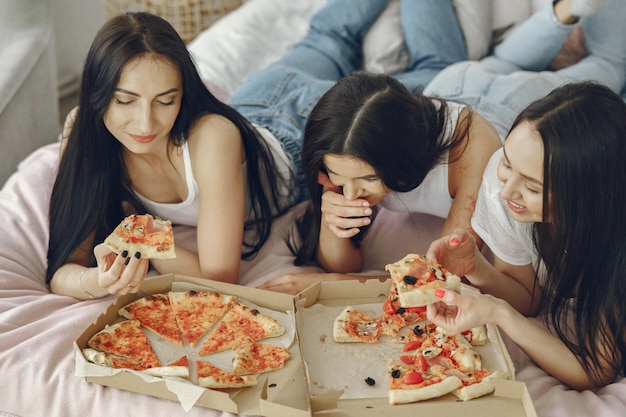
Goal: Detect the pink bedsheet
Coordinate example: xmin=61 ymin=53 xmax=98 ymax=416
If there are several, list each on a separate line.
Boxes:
xmin=1 ymin=144 xmax=625 ymax=417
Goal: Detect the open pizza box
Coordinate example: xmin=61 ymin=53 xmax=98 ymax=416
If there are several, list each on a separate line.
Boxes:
xmin=294 ymin=278 xmax=539 ymax=417
xmin=74 ymin=273 xmax=312 ymax=417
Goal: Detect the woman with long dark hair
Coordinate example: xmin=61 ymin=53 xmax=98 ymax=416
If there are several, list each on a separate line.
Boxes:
xmin=427 ymin=82 xmax=626 ymax=391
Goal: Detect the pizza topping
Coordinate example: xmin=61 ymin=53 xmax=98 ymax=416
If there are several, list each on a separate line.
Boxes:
xmin=403 ymin=276 xmax=417 ymax=285
xmin=391 ymin=368 xmax=401 ymax=379
xmin=422 ymin=347 xmax=442 ymax=358
xmin=364 ymin=377 xmax=376 ymax=386
xmin=402 ymin=371 xmax=424 ymax=385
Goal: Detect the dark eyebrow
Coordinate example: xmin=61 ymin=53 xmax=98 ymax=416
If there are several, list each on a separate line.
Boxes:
xmin=115 ymin=88 xmax=180 ymax=97
xmin=325 ymin=166 xmax=379 ymax=181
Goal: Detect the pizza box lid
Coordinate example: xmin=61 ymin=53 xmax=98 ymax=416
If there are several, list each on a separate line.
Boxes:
xmin=293 ymin=278 xmax=538 ymax=417
xmin=74 ymin=273 xmax=312 ymax=417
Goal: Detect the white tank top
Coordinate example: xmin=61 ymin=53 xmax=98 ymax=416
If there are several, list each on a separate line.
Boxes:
xmin=134 ymin=127 xmax=293 ymax=226
xmin=379 ymin=101 xmax=464 ymax=219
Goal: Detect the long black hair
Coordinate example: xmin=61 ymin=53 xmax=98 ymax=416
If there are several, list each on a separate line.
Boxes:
xmin=512 ymin=82 xmax=626 ymax=384
xmin=46 ymin=12 xmax=290 ymax=283
xmin=292 ymin=72 xmax=469 ymax=265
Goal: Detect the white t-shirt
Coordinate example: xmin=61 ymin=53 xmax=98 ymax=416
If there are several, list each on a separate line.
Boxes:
xmin=471 ymin=148 xmax=542 ymax=273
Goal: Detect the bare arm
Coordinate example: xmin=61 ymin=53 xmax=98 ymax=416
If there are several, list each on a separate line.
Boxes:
xmin=445 ymin=108 xmax=502 ymax=244
xmin=150 ymin=115 xmax=245 ymax=284
xmin=428 ymin=289 xmax=617 ymax=390
xmin=427 ymin=228 xmax=541 ymax=316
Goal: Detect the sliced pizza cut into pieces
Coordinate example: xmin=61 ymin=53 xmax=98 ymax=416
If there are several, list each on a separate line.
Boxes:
xmin=104 ymin=213 xmax=175 ymax=259
xmin=385 ymin=253 xmax=461 ymax=307
xmin=333 ymin=306 xmax=382 ymax=343
xmin=86 ymin=319 xmax=161 ymax=369
xmin=119 ymin=294 xmax=184 ymax=346
xmin=198 ymin=303 xmax=285 ymax=355
xmin=231 ymin=338 xmax=290 ymax=375
xmin=168 ymin=290 xmax=236 ymax=347
xmin=196 ymin=360 xmax=257 ymax=389
xmin=387 ymin=360 xmax=462 ymax=405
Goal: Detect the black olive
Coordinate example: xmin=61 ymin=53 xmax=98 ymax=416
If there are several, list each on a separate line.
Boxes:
xmin=268 ymin=383 xmax=277 ymax=388
xmin=391 ymin=369 xmax=401 ymax=378
xmin=413 ymin=326 xmax=424 ymax=336
xmin=395 ymin=307 xmax=405 ymax=315
xmin=365 ymin=377 xmax=376 ymax=386
xmin=403 ymin=275 xmax=417 ymax=285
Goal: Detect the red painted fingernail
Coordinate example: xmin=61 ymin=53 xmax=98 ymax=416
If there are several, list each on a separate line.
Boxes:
xmin=450 ymin=237 xmax=459 ymax=245
xmin=435 ymin=289 xmax=445 ymax=298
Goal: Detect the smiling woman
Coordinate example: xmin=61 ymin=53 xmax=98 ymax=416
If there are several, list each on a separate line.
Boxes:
xmin=46 ymin=12 xmax=296 ymax=299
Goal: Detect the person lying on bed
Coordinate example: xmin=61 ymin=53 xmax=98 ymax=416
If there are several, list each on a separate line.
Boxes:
xmin=46 ymin=12 xmax=297 ymax=299
xmin=426 ymin=82 xmax=626 ymax=392
xmin=259 ymin=0 xmax=625 ymax=294
xmin=46 ymin=0 xmax=475 ymax=299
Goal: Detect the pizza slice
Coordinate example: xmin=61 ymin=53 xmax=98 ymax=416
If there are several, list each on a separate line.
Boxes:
xmin=143 ymin=355 xmax=191 ymax=378
xmin=453 ymin=369 xmax=510 ymax=401
xmin=198 ymin=303 xmax=285 ymax=355
xmin=86 ymin=319 xmax=161 ymax=369
xmin=168 ymin=290 xmax=236 ymax=347
xmin=381 ymin=280 xmax=428 ymax=336
xmin=385 ymin=253 xmax=461 ymax=307
xmin=104 ymin=213 xmax=175 ymax=259
xmin=333 ymin=306 xmax=382 ymax=343
xmin=119 ymin=294 xmax=184 ymax=346
xmin=231 ymin=338 xmax=291 ymax=375
xmin=387 ymin=359 xmax=462 ymax=405
xmin=196 ymin=360 xmax=257 ymax=389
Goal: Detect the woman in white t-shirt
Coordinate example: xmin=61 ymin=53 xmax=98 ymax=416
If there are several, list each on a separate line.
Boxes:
xmin=426 ymin=82 xmax=626 ymax=391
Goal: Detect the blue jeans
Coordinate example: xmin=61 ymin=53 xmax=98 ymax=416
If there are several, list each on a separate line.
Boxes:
xmin=424 ymin=0 xmax=626 ymax=139
xmin=228 ymin=0 xmax=467 ymax=201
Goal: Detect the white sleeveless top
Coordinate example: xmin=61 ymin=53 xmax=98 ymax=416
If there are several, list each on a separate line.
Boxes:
xmin=134 ymin=126 xmax=292 ymax=226
xmin=379 ymin=101 xmax=464 ymax=219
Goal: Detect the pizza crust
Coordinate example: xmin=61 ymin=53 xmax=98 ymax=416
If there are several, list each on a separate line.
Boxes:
xmin=453 ymin=370 xmax=511 ymax=401
xmin=388 ymin=375 xmax=462 ymax=405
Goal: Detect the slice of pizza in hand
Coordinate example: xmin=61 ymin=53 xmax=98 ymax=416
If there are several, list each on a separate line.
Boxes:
xmin=168 ymin=290 xmax=236 ymax=347
xmin=197 ymin=360 xmax=257 ymax=389
xmin=119 ymin=294 xmax=184 ymax=346
xmin=333 ymin=306 xmax=382 ymax=343
xmin=104 ymin=213 xmax=175 ymax=259
xmin=198 ymin=303 xmax=285 ymax=355
xmin=86 ymin=319 xmax=161 ymax=369
xmin=385 ymin=253 xmax=461 ymax=307
xmin=232 ymin=338 xmax=291 ymax=375
xmin=381 ymin=280 xmax=429 ymax=336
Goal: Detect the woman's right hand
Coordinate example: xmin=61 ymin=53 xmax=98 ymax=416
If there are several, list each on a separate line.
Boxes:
xmin=93 ymin=243 xmax=150 ymax=295
xmin=426 ymin=228 xmax=480 ymax=279
xmin=318 ymin=172 xmax=372 ymax=239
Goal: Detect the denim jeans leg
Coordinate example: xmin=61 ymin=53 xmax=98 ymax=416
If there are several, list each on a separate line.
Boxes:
xmin=494 ymin=3 xmax=574 ymax=71
xmin=274 ymin=0 xmax=388 ymax=80
xmin=394 ymin=0 xmax=468 ymax=93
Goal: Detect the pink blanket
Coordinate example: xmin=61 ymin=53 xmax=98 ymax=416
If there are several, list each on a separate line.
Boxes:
xmin=1 ymin=142 xmax=625 ymax=417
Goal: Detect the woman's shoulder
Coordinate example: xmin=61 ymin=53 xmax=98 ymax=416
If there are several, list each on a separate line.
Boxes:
xmin=186 ymin=113 xmax=245 ymax=168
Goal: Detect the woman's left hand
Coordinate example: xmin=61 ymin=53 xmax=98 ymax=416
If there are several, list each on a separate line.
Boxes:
xmin=93 ymin=243 xmax=150 ymax=294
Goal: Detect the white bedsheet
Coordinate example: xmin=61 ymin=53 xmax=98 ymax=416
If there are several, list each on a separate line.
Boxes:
xmin=2 ymin=1 xmax=626 ymax=416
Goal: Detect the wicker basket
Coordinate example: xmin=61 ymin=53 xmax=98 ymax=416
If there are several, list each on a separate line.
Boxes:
xmin=104 ymin=0 xmax=243 ymax=43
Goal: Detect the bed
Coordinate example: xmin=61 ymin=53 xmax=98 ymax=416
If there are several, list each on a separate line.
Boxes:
xmin=1 ymin=1 xmax=625 ymax=416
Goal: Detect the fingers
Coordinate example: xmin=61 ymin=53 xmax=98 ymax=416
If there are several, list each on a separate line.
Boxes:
xmin=99 ymin=251 xmax=148 ymax=295
xmin=321 ymin=192 xmax=372 ymax=238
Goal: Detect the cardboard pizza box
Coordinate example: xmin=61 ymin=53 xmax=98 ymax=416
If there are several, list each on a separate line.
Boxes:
xmin=294 ymin=278 xmax=538 ymax=417
xmin=74 ymin=273 xmax=312 ymax=417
